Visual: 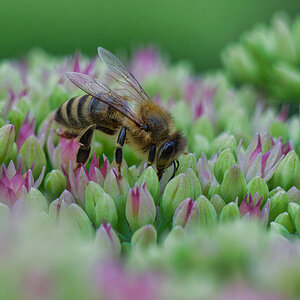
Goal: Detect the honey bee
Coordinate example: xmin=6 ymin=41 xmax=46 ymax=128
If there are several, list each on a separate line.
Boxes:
xmin=55 ymin=47 xmax=187 ymax=179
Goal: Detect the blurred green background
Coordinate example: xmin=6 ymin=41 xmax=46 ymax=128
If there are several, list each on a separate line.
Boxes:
xmin=1 ymin=0 xmax=300 ymax=70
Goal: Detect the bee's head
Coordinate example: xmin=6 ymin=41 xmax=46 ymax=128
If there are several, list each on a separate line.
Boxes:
xmin=156 ymin=131 xmax=187 ymax=177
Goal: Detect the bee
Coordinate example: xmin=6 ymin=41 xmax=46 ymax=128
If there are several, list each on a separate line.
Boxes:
xmin=55 ymin=47 xmax=187 ymax=179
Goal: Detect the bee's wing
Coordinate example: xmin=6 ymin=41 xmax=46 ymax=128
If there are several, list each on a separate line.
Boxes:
xmin=97 ymin=47 xmax=151 ymax=104
xmin=66 ymin=72 xmax=145 ymax=127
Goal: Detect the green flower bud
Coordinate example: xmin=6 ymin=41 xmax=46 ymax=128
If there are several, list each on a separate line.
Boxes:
xmin=95 ymin=221 xmax=121 ymax=258
xmin=131 ymin=224 xmax=157 ymax=250
xmin=269 ymin=121 xmax=288 ymax=141
xmin=24 ymin=188 xmax=48 ymax=213
xmin=189 ymin=116 xmax=214 ymax=141
xmin=172 ymin=198 xmax=199 ymax=230
xmin=44 ymin=169 xmax=67 ymax=200
xmin=104 ymin=168 xmax=130 ymax=218
xmin=270 ymin=222 xmax=291 ymax=239
xmin=294 ymin=207 xmax=300 ymax=237
xmin=196 ymin=195 xmax=217 ymax=226
xmin=272 ymin=150 xmax=300 ymax=190
xmin=288 ymin=202 xmax=300 ymax=226
xmin=274 ymin=212 xmax=294 ymax=234
xmin=269 ymin=187 xmax=284 ymax=198
xmin=287 ymin=186 xmax=300 ymax=204
xmin=210 ymin=194 xmax=226 ymax=217
xmin=220 ymin=202 xmax=240 ymax=223
xmin=85 ymin=181 xmax=117 ymax=227
xmin=185 ymin=168 xmax=202 ymax=199
xmin=246 ymin=176 xmax=269 ymax=207
xmin=214 ymin=149 xmax=236 ymax=183
xmin=7 ymin=109 xmax=24 ymax=134
xmin=161 ymin=173 xmax=194 ymax=221
xmin=65 ymin=203 xmax=93 ymax=237
xmin=210 ymin=133 xmax=237 ymax=155
xmin=222 ymin=44 xmax=260 ymax=83
xmin=208 ymin=184 xmax=221 ymax=199
xmin=126 ymin=183 xmax=156 ymax=232
xmin=221 ymin=165 xmax=246 ymax=204
xmin=0 ymin=124 xmax=15 ymax=165
xmin=137 ymin=166 xmax=160 ymax=203
xmin=269 ymin=190 xmax=288 ymax=222
xmin=190 ymin=134 xmax=210 ymax=157
xmin=19 ymin=136 xmax=47 ymax=179
xmin=172 ymin=101 xmax=192 ymax=133
xmin=48 ymin=85 xmax=69 ymax=110
xmin=176 ymin=153 xmax=197 ymax=174
xmin=164 ymin=226 xmax=186 ymax=247
xmin=4 ymin=142 xmax=17 ymax=165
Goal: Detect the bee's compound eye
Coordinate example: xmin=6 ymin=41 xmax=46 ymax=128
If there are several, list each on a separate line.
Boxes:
xmin=161 ymin=141 xmax=175 ymax=158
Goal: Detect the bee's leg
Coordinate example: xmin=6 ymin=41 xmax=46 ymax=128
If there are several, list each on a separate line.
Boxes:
xmin=76 ymin=125 xmax=96 ymax=167
xmin=147 ymin=145 xmax=156 ymax=167
xmin=115 ymin=127 xmax=126 ymax=178
xmin=56 ymin=129 xmax=80 ymax=139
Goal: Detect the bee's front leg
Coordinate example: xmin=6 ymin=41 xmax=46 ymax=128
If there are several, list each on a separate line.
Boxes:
xmin=76 ymin=125 xmax=96 ymax=169
xmin=115 ymin=127 xmax=126 ymax=178
xmin=147 ymin=145 xmax=156 ymax=167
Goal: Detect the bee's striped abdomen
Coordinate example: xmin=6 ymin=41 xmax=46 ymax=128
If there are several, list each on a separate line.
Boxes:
xmin=55 ymin=95 xmax=93 ymax=129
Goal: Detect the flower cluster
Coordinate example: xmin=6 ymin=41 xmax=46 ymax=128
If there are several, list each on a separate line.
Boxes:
xmin=1 ymin=32 xmax=300 ymax=298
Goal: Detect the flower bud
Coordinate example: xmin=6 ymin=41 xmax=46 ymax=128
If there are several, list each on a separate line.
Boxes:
xmin=172 ymin=198 xmax=199 ymax=229
xmin=272 ymin=150 xmax=300 ymax=190
xmin=44 ymin=169 xmax=67 ymax=200
xmin=19 ymin=135 xmax=47 ymax=179
xmin=4 ymin=142 xmax=17 ymax=165
xmin=274 ymin=212 xmax=294 ymax=234
xmin=269 ymin=121 xmax=288 ymax=141
xmin=185 ymin=168 xmax=202 ymax=199
xmin=210 ymin=194 xmax=226 ymax=217
xmin=287 ymin=186 xmax=300 ymax=204
xmin=85 ymin=181 xmax=117 ymax=227
xmin=190 ymin=134 xmax=210 ymax=157
xmin=196 ymin=153 xmax=217 ymax=196
xmin=0 ymin=124 xmax=15 ymax=165
xmin=24 ymin=188 xmax=48 ymax=213
xmin=221 ymin=165 xmax=246 ymax=204
xmin=7 ymin=109 xmax=24 ymax=134
xmin=137 ymin=166 xmax=160 ymax=203
xmin=269 ymin=190 xmax=288 ymax=221
xmin=104 ymin=168 xmax=130 ymax=218
xmin=246 ymin=176 xmax=269 ymax=206
xmin=131 ymin=224 xmax=157 ymax=249
xmin=287 ymin=202 xmax=300 ymax=226
xmin=214 ymin=149 xmax=236 ymax=183
xmin=270 ymin=222 xmax=291 ymax=239
xmin=196 ymin=195 xmax=217 ymax=226
xmin=176 ymin=153 xmax=197 ymax=174
xmin=294 ymin=207 xmax=300 ymax=237
xmin=95 ymin=221 xmax=121 ymax=258
xmin=161 ymin=173 xmax=194 ymax=221
xmin=48 ymin=190 xmax=75 ymax=218
xmin=220 ymin=202 xmax=240 ymax=223
xmin=65 ymin=203 xmax=93 ymax=237
xmin=210 ymin=133 xmax=237 ymax=155
xmin=126 ymin=183 xmax=156 ymax=232
xmin=164 ymin=226 xmax=186 ymax=247
xmin=208 ymin=184 xmax=221 ymax=199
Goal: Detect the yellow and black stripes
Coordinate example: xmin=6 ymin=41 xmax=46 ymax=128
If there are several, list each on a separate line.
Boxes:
xmin=55 ymin=95 xmax=93 ymax=129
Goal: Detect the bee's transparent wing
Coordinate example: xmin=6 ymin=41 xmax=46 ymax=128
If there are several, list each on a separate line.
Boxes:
xmin=97 ymin=47 xmax=151 ymax=104
xmin=66 ymin=72 xmax=145 ymax=127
